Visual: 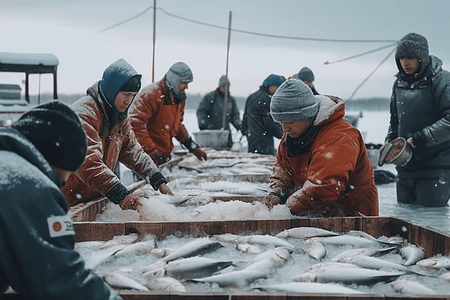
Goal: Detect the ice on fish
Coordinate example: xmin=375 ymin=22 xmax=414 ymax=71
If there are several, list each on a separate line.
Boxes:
xmin=390 ymin=279 xmax=436 ymax=295
xmin=400 ymin=244 xmax=426 ymax=266
xmin=146 ymin=277 xmax=186 ymax=292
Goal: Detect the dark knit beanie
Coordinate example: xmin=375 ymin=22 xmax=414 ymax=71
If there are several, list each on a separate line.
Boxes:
xmin=262 ymin=74 xmax=285 ymax=87
xmin=11 ymin=101 xmax=87 ymax=171
xmin=297 ymin=67 xmax=315 ymax=82
xmin=395 ymin=33 xmax=430 ymax=72
xmin=218 ymin=75 xmax=230 ymax=87
xmin=270 ymin=79 xmax=319 ymax=123
xmin=120 ymin=75 xmax=141 ymax=92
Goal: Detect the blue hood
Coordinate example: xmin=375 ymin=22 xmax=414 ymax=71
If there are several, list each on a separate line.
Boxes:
xmin=99 ymin=58 xmax=141 ymax=107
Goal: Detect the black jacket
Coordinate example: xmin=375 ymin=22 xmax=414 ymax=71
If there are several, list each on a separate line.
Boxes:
xmin=386 ymin=55 xmax=450 ymax=172
xmin=243 ymin=86 xmax=283 ymax=155
xmin=196 ymin=89 xmax=242 ymax=131
xmin=0 ymin=127 xmax=121 ymax=300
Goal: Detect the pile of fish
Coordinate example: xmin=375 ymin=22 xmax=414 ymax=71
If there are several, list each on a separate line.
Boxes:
xmin=76 ymin=226 xmax=450 ymax=295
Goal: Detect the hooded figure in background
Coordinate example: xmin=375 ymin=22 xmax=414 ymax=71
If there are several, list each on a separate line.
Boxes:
xmin=0 ymin=101 xmax=121 ymax=299
xmin=263 ymin=79 xmax=378 ymax=217
xmin=196 ymin=75 xmax=244 ymax=148
xmin=62 ymin=58 xmax=173 ymax=210
xmin=380 ymin=32 xmax=450 ymax=207
xmin=129 ymin=62 xmax=207 ymax=165
xmin=296 ymin=67 xmax=319 ymax=95
xmin=243 ymin=74 xmax=285 ymax=155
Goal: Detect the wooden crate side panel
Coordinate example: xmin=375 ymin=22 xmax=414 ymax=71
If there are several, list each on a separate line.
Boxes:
xmin=361 ymin=217 xmax=392 ymax=238
xmin=90 ymin=222 xmax=125 ymax=241
xmin=125 ymin=222 xmax=164 ymax=240
xmin=310 ymin=217 xmax=345 ymax=233
xmin=73 ymin=222 xmax=91 ymax=242
xmin=341 ymin=217 xmax=363 ymax=233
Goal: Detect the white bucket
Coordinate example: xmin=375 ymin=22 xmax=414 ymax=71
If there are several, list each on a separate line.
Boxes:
xmin=192 ymin=129 xmax=230 ymax=149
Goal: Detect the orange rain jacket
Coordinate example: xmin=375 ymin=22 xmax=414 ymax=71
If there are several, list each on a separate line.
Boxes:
xmin=270 ymin=95 xmax=379 ymax=217
xmin=62 ymin=82 xmax=161 ymax=207
xmin=129 ymin=80 xmax=190 ymax=155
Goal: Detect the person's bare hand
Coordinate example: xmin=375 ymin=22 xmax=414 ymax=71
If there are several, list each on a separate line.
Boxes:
xmin=262 ymin=194 xmax=281 ymax=210
xmin=158 ymin=183 xmax=173 ymax=195
xmin=119 ymin=194 xmax=142 ymax=210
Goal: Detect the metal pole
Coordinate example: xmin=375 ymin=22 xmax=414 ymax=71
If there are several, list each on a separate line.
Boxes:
xmin=222 ymin=11 xmax=232 ymax=129
xmin=152 ymin=0 xmax=156 ymax=82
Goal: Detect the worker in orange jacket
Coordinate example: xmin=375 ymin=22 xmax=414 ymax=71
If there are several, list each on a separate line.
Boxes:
xmin=263 ymin=79 xmax=378 ymax=217
xmin=129 ymin=62 xmax=207 ymax=166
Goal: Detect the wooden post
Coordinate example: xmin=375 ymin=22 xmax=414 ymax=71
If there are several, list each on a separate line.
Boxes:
xmin=222 ymin=11 xmax=232 ymax=129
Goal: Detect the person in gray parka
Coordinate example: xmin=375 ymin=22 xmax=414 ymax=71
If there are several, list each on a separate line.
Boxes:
xmin=0 ymin=101 xmax=121 ymax=299
xmin=381 ymin=32 xmax=450 ymax=207
xmin=196 ymin=75 xmax=244 ymax=148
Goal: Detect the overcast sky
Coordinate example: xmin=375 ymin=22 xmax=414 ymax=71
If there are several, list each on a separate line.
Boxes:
xmin=1 ymin=0 xmax=449 ymax=100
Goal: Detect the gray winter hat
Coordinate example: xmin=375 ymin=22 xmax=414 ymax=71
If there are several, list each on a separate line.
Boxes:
xmin=297 ymin=67 xmax=315 ymax=82
xmin=395 ymin=33 xmax=430 ymax=72
xmin=165 ymin=62 xmax=193 ymax=95
xmin=218 ymin=75 xmax=230 ymax=87
xmin=270 ymin=79 xmax=319 ymax=123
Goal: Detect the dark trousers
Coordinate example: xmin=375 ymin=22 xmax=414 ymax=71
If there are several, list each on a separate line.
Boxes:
xmin=397 ymin=172 xmax=450 ymax=207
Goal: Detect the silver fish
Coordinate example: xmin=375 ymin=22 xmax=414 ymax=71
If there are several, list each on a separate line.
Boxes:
xmin=139 ymin=260 xmax=168 ymax=275
xmin=251 ymin=247 xmax=293 ymax=267
xmin=84 ymin=245 xmax=125 ymax=270
xmin=162 ymin=238 xmax=224 ymax=262
xmin=236 ymin=243 xmax=262 ymax=254
xmin=162 ymin=194 xmax=193 ymax=206
xmin=439 ymin=271 xmax=450 ymax=282
xmin=340 ymin=255 xmax=424 ymax=275
xmin=151 ymin=247 xmax=175 ymax=259
xmin=308 ymin=235 xmax=388 ymax=247
xmin=400 ymin=245 xmax=426 ymax=266
xmin=114 ymin=240 xmax=156 ymax=257
xmin=102 ymin=272 xmax=149 ymax=291
xmin=236 ymin=235 xmax=295 ymax=250
xmin=416 ymin=256 xmax=450 ymax=270
xmin=306 ymin=240 xmax=326 ymax=260
xmin=189 ymin=269 xmax=268 ymax=288
xmin=330 ymin=246 xmax=399 ymax=262
xmin=146 ymin=277 xmax=186 ymax=292
xmin=98 ymin=233 xmax=139 ymax=250
xmin=275 ymin=227 xmax=339 ymax=240
xmin=164 ymin=256 xmax=235 ymax=280
xmin=305 ymin=262 xmax=360 ymax=273
xmin=252 ymin=282 xmax=363 ymax=294
xmin=293 ymin=267 xmax=405 ymax=285
xmin=213 ymin=233 xmax=242 ymax=243
xmin=390 ymin=279 xmax=436 ymax=295
xmin=75 ymin=241 xmax=105 ymax=251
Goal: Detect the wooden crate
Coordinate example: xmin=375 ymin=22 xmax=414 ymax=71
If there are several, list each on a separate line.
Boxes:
xmin=69 ymin=217 xmax=450 ymax=300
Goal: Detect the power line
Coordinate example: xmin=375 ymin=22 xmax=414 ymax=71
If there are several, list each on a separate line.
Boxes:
xmin=348 ymin=46 xmax=396 ymax=101
xmin=98 ymin=5 xmax=398 ymax=43
xmin=98 ymin=5 xmax=154 ymax=33
xmin=324 ymin=43 xmax=398 ymax=65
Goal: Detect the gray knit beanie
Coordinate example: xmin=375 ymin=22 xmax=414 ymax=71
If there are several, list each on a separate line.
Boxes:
xmin=218 ymin=75 xmax=230 ymax=87
xmin=165 ymin=62 xmax=193 ymax=96
xmin=270 ymin=79 xmax=319 ymax=123
xmin=395 ymin=33 xmax=430 ymax=73
xmin=297 ymin=67 xmax=315 ymax=82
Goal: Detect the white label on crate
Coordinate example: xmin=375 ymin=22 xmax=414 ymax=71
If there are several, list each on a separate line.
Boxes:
xmin=47 ymin=215 xmax=74 ymax=238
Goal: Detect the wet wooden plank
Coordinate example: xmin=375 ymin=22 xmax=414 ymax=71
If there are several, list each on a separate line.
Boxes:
xmin=89 ymin=222 xmax=125 ymax=241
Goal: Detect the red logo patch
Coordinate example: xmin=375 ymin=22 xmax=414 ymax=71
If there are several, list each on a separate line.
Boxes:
xmin=52 ymin=221 xmax=62 ymax=232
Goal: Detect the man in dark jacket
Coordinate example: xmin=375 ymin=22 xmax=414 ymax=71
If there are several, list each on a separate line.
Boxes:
xmin=243 ymin=74 xmax=285 ymax=155
xmin=62 ymin=58 xmax=173 ymax=209
xmin=0 ymin=101 xmax=121 ymax=299
xmin=380 ymin=32 xmax=450 ymax=207
xmin=196 ymin=75 xmax=244 ymax=148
